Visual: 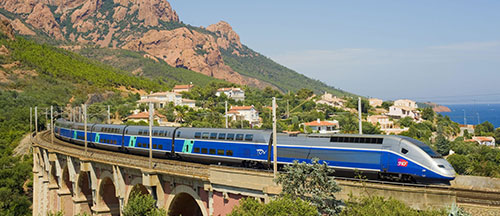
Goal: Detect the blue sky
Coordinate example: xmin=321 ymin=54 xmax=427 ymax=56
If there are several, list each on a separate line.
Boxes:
xmin=170 ymin=1 xmax=500 ymax=104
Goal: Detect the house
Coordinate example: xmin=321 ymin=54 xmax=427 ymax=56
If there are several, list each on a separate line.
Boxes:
xmin=138 ymin=91 xmax=184 ymax=108
xmin=369 ymin=98 xmax=383 ymax=108
xmin=386 ymin=99 xmax=419 ymax=120
xmin=316 ymin=92 xmax=346 ymax=108
xmin=216 ymin=88 xmax=245 ymax=101
xmin=227 ymin=105 xmax=260 ymax=125
xmin=126 ymin=111 xmax=167 ymax=125
xmin=367 ymin=115 xmax=394 ymax=129
xmin=303 ymin=119 xmax=339 ymax=134
xmin=173 ymin=84 xmax=193 ymax=93
xmin=394 ymin=99 xmax=418 ymax=109
xmin=387 ymin=106 xmax=420 ymax=120
xmin=181 ymin=99 xmax=196 ymax=108
xmin=466 ymin=136 xmax=496 ymax=147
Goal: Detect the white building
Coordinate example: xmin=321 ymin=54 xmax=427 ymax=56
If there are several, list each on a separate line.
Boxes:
xmin=216 ymin=88 xmax=245 ymax=101
xmin=394 ymin=99 xmax=418 ymax=109
xmin=386 ymin=99 xmax=419 ymax=120
xmin=303 ymin=119 xmax=339 ymax=134
xmin=126 ymin=111 xmax=167 ymax=125
xmin=369 ymin=98 xmax=383 ymax=108
xmin=138 ymin=92 xmax=183 ymax=108
xmin=466 ymin=136 xmax=496 ymax=147
xmin=227 ymin=105 xmax=259 ymax=125
xmin=316 ymin=92 xmax=346 ymax=108
xmin=387 ymin=106 xmax=420 ymax=120
xmin=173 ymin=84 xmax=193 ymax=93
xmin=367 ymin=115 xmax=394 ymax=129
xmin=181 ymin=99 xmax=196 ymax=108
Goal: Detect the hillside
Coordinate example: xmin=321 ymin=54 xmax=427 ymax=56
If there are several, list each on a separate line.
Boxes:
xmin=0 ymin=0 xmax=353 ymax=96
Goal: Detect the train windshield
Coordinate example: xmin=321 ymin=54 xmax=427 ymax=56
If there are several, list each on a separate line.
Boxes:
xmin=403 ymin=137 xmax=442 ymax=158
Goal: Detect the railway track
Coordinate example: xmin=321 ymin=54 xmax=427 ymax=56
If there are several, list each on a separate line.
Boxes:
xmin=34 ymin=131 xmax=500 ymax=209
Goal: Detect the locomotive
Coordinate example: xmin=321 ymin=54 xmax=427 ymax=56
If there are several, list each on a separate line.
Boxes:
xmin=54 ymin=119 xmax=455 ymax=184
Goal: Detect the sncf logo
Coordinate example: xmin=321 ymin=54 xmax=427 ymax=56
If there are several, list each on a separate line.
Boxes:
xmin=397 ymin=159 xmax=408 ymax=167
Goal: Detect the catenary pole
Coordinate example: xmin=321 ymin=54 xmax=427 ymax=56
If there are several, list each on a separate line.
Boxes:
xmin=225 ymin=101 xmax=228 ymax=128
xmin=272 ymin=97 xmax=278 ymax=178
xmin=149 ymin=103 xmax=153 ymax=169
xmin=50 ymin=106 xmax=54 ymax=146
xmin=35 ymin=106 xmax=38 ymax=135
xmin=30 ymin=107 xmax=32 ymax=134
xmin=107 ymin=105 xmax=111 ymax=124
xmin=358 ymin=97 xmax=362 ymax=135
xmin=83 ymin=104 xmax=87 ymax=155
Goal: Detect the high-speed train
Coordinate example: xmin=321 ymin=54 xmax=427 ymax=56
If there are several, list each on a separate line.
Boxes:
xmin=54 ymin=119 xmax=455 ymax=184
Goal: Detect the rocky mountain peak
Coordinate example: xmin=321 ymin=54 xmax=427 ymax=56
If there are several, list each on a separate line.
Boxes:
xmin=0 ymin=19 xmax=15 ymax=40
xmin=207 ymin=21 xmax=242 ymax=50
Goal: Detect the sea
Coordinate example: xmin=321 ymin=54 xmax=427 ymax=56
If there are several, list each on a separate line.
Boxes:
xmin=438 ymin=104 xmax=500 ymax=128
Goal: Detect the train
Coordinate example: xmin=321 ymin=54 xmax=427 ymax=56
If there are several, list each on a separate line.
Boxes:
xmin=54 ymin=119 xmax=456 ymax=184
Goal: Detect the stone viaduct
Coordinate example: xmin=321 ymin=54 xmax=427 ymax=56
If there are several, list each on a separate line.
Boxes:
xmin=32 ymin=131 xmax=500 ymax=215
xmin=32 ymin=131 xmax=280 ymax=216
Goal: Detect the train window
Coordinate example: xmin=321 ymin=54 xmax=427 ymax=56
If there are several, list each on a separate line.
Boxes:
xmin=177 ymin=131 xmax=181 ymax=137
xmin=235 ymin=134 xmax=244 ymax=141
xmin=209 ymin=149 xmax=216 ymax=154
xmin=354 ymin=137 xmax=360 ymax=143
xmin=210 ymin=133 xmax=217 ymax=139
xmin=100 ymin=139 xmax=103 ymax=143
xmin=202 ymin=132 xmax=209 ymax=139
xmin=359 ymin=138 xmax=366 ymax=143
xmin=401 ymin=148 xmax=408 ymax=154
xmin=218 ymin=133 xmax=226 ymax=140
xmin=185 ymin=145 xmax=190 ymax=152
xmin=376 ymin=138 xmax=384 ymax=144
xmin=195 ymin=132 xmax=201 ymax=139
xmin=153 ymin=130 xmax=158 ymax=136
xmin=113 ymin=140 xmax=116 ymax=144
xmin=330 ymin=137 xmax=339 ymax=142
xmin=194 ymin=148 xmax=200 ymax=153
xmin=138 ymin=130 xmax=143 ymax=135
xmin=125 ymin=129 xmax=128 ymax=134
xmin=159 ymin=144 xmax=163 ymax=149
xmin=438 ymin=165 xmax=445 ymax=168
xmin=217 ymin=149 xmax=225 ymax=155
xmin=245 ymin=134 xmax=253 ymax=141
xmin=158 ymin=131 xmax=163 ymax=136
xmin=153 ymin=144 xmax=157 ymax=148
xmin=226 ymin=150 xmax=233 ymax=156
xmin=201 ymin=148 xmax=208 ymax=154
xmin=226 ymin=133 xmax=235 ymax=140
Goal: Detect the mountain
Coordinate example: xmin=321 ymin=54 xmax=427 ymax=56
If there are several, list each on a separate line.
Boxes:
xmin=0 ymin=0 xmax=352 ymax=96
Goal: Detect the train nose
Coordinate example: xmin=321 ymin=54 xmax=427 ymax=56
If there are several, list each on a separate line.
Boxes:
xmin=435 ymin=158 xmax=456 ymax=179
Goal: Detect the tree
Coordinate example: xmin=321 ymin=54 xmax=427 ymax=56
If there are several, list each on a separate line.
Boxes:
xmin=122 ymin=191 xmax=166 ymax=216
xmin=435 ymin=134 xmax=450 ymax=156
xmin=421 ymin=107 xmax=435 ymax=121
xmin=381 ymin=101 xmax=393 ymax=110
xmin=446 ymin=154 xmax=471 ymax=175
xmin=362 ymin=122 xmax=382 ymax=135
xmin=475 ymin=121 xmax=494 ymax=136
xmin=229 ymin=195 xmax=318 ymax=216
xmin=463 ymin=129 xmax=472 ymax=139
xmin=494 ymin=128 xmax=500 ymax=145
xmin=275 ymin=159 xmax=342 ymax=215
xmin=398 ymin=117 xmax=414 ymax=127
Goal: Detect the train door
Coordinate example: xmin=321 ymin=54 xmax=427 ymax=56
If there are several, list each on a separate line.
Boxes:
xmin=73 ymin=130 xmax=77 ymax=139
xmin=129 ymin=136 xmax=137 ymax=147
xmin=182 ymin=139 xmax=194 ymax=153
xmin=380 ymin=144 xmax=391 ymax=172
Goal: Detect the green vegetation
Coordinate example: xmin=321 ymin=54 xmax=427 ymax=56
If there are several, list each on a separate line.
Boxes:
xmin=229 ymin=195 xmax=318 ymax=216
xmin=122 ymin=191 xmax=166 ymax=216
xmin=220 ymin=45 xmax=353 ymax=96
xmin=77 ymin=47 xmax=219 ymax=88
xmin=0 ymin=31 xmax=170 ymax=215
xmin=340 ymin=196 xmax=447 ymax=216
xmin=275 ymin=159 xmax=342 ymax=215
xmin=447 ymin=139 xmax=500 ymax=177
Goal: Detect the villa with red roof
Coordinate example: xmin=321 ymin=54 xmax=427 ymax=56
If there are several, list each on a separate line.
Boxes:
xmin=227 ymin=105 xmax=260 ymax=125
xmin=173 ymin=84 xmax=194 ymax=93
xmin=302 ymin=119 xmax=339 ymax=134
xmin=216 ymin=87 xmax=245 ymax=101
xmin=126 ymin=111 xmax=167 ymax=125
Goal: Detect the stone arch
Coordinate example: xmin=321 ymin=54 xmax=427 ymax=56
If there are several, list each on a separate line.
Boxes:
xmin=166 ymin=185 xmax=208 ymax=216
xmin=61 ymin=166 xmax=73 ymax=194
xmin=50 ymin=162 xmax=59 ymax=187
xmin=97 ymin=177 xmax=120 ymax=216
xmin=76 ymin=171 xmax=93 ymax=213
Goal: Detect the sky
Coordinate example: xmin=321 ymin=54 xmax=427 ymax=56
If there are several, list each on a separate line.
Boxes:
xmin=170 ymin=1 xmax=500 ymax=104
